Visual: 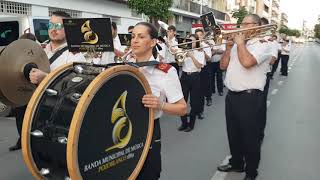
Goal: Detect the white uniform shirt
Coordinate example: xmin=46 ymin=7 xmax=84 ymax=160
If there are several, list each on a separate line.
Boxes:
xmin=182 ymin=50 xmax=205 ymax=73
xmin=44 ymin=42 xmax=86 ymax=71
xmin=281 ymin=43 xmax=290 ymax=55
xmin=139 ymin=56 xmax=184 ymax=119
xmin=201 ymin=42 xmax=212 ymax=66
xmin=224 ymin=38 xmax=272 ymax=91
xmin=211 ymin=43 xmax=226 ymax=62
xmin=164 ymin=37 xmax=178 ymax=63
xmin=158 ymin=42 xmax=167 ymax=62
xmin=99 ymin=35 xmax=123 ymax=64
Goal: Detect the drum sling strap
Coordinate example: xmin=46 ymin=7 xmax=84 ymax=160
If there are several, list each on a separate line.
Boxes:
xmin=49 ymin=46 xmax=69 ymax=64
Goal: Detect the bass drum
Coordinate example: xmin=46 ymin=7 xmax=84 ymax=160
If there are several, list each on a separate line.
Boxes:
xmin=22 ymin=63 xmax=154 ymax=180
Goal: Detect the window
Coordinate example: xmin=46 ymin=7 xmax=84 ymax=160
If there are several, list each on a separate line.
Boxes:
xmin=33 ymin=19 xmax=49 ymax=43
xmin=0 ymin=21 xmax=19 ymax=46
xmin=49 ymin=8 xmax=82 ymax=18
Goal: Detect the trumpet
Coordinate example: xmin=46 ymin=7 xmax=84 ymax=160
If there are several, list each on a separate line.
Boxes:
xmin=114 ymin=49 xmax=133 ymax=63
xmin=169 ymin=24 xmax=277 ymax=63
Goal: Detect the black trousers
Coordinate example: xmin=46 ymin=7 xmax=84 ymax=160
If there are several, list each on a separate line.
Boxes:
xmin=180 ymin=72 xmax=201 ymax=128
xmin=270 ymin=52 xmax=281 ymax=77
xmin=137 ymin=119 xmax=161 ymax=180
xmin=13 ymin=105 xmax=27 ymax=144
xmin=280 ymin=55 xmax=289 ymax=76
xmin=169 ymin=62 xmax=180 ymax=76
xmin=225 ymin=90 xmax=265 ymax=177
xmin=200 ymin=65 xmax=210 ymax=113
xmin=212 ymin=61 xmax=223 ymax=93
xmin=261 ymin=73 xmax=271 ymax=141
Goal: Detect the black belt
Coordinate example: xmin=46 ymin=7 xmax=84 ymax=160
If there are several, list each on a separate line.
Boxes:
xmin=183 ymin=71 xmax=199 ymax=75
xmin=228 ymin=89 xmax=262 ymax=95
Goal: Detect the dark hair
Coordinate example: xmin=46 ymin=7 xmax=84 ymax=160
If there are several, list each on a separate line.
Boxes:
xmin=19 ymin=33 xmax=37 ymax=41
xmin=135 ymin=22 xmax=158 ymax=59
xmin=246 ymin=14 xmax=261 ymax=26
xmin=52 ymin=11 xmax=71 ymax=18
xmin=111 ymin=22 xmax=117 ymax=31
xmin=189 ymin=34 xmax=200 ymax=48
xmin=128 ymin=25 xmax=134 ymax=31
xmin=195 ymin=28 xmax=204 ymax=34
xmin=272 ymin=34 xmax=277 ymax=39
xmin=168 ymin=25 xmax=176 ymax=32
xmin=261 ymin=17 xmax=269 ymax=25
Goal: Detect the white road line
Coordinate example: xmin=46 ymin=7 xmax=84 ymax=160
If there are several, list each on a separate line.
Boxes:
xmin=277 ymin=81 xmax=284 ymax=85
xmin=271 ymin=89 xmax=278 ymax=95
xmin=288 ymin=67 xmax=292 ymax=70
xmin=210 ymin=155 xmax=231 ymax=180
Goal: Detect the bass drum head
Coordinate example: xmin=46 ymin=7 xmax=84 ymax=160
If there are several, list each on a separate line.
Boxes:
xmin=67 ymin=65 xmax=154 ymax=180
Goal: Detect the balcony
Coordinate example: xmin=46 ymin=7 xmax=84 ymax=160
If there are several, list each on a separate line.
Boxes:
xmin=272 ymin=0 xmax=279 ymax=8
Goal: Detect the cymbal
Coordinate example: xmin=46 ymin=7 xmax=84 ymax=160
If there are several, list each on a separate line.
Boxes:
xmin=0 ymin=39 xmax=50 ymax=107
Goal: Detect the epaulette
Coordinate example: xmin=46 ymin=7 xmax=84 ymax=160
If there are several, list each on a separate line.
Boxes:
xmin=155 ymin=63 xmax=172 ymax=73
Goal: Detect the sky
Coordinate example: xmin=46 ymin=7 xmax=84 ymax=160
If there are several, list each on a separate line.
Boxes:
xmin=280 ymin=0 xmax=319 ymax=30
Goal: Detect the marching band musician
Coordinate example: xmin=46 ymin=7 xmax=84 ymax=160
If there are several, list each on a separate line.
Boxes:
xmin=9 ymin=11 xmax=86 ymax=151
xmin=164 ymin=25 xmax=180 ymax=72
xmin=211 ymin=41 xmax=226 ymax=96
xmin=195 ymin=28 xmax=212 ymax=117
xmin=178 ymin=34 xmax=205 ymax=132
xmin=217 ymin=14 xmax=272 ymax=180
xmin=131 ymin=22 xmax=187 ymax=180
xmin=29 ymin=11 xmax=86 ymax=84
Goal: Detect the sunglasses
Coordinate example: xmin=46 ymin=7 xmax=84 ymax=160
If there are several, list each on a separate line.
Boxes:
xmin=48 ymin=22 xmax=64 ymax=30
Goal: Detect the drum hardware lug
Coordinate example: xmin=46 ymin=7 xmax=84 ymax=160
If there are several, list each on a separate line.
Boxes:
xmin=30 ymin=130 xmax=44 ymax=137
xmin=71 ymin=93 xmax=82 ymax=102
xmin=57 ymin=136 xmax=68 ymax=144
xmin=71 ymin=76 xmax=83 ymax=83
xmin=74 ymin=65 xmax=84 ymax=74
xmin=40 ymin=168 xmax=50 ymax=175
xmin=45 ymin=89 xmax=58 ymax=96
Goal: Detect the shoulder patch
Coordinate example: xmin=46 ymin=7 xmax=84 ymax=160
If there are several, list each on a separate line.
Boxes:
xmin=155 ymin=63 xmax=172 ymax=73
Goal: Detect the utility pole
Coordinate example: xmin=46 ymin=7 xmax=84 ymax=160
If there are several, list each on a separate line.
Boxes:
xmin=200 ymin=0 xmax=203 ymax=15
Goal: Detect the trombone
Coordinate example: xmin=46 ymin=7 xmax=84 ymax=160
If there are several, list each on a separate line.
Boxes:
xmin=169 ymin=24 xmax=277 ymax=63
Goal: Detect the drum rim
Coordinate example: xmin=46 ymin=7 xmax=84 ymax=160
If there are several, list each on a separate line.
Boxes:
xmin=67 ymin=65 xmax=154 ymax=180
xmin=21 ymin=63 xmax=73 ymax=180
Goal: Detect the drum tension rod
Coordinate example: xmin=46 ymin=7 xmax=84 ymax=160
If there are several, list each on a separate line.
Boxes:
xmin=46 ymin=89 xmax=58 ymax=96
xmin=57 ymin=136 xmax=68 ymax=144
xmin=30 ymin=130 xmax=44 ymax=137
xmin=40 ymin=168 xmax=50 ymax=176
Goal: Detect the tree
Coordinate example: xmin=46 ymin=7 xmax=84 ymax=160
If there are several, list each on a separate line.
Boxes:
xmin=314 ymin=24 xmax=320 ymax=38
xmin=128 ymin=0 xmax=173 ymax=24
xmin=279 ymin=26 xmax=301 ymax=37
xmin=231 ymin=6 xmax=248 ymax=25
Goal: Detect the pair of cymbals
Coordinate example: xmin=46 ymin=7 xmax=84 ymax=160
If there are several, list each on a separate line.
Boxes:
xmin=0 ymin=39 xmax=50 ymax=107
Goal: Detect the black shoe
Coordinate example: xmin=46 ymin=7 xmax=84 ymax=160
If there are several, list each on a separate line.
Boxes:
xmin=178 ymin=125 xmax=188 ymax=131
xmin=217 ymin=164 xmax=244 ymax=172
xmin=9 ymin=143 xmax=21 ymax=151
xmin=243 ymin=175 xmax=256 ymax=180
xmin=206 ymin=99 xmax=212 ymax=106
xmin=184 ymin=126 xmax=193 ymax=132
xmin=218 ymin=92 xmax=223 ymax=96
xmin=198 ymin=113 xmax=204 ymax=120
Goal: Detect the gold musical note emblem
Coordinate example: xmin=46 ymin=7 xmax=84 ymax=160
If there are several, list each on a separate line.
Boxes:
xmin=81 ymin=20 xmax=99 ymax=44
xmin=106 ymin=91 xmax=132 ymax=152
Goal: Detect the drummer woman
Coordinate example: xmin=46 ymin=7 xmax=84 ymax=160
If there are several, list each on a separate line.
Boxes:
xmin=131 ymin=22 xmax=187 ymax=179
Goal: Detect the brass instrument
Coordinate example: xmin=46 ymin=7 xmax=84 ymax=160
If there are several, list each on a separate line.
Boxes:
xmin=169 ymin=24 xmax=277 ymax=63
xmin=114 ymin=49 xmax=133 ymax=63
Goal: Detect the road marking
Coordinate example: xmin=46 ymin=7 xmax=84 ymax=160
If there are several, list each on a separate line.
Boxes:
xmin=267 ymin=100 xmax=271 ymax=107
xmin=288 ymin=67 xmax=292 ymax=70
xmin=271 ymin=89 xmax=278 ymax=95
xmin=210 ymin=155 xmax=231 ymax=180
xmin=277 ymin=81 xmax=283 ymax=85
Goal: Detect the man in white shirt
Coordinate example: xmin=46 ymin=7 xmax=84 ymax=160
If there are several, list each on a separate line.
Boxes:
xmin=29 ymin=11 xmax=86 ymax=84
xmin=164 ymin=25 xmax=179 ymax=73
xmin=217 ymin=14 xmax=272 ymax=180
xmin=195 ymin=28 xmax=212 ymax=117
xmin=211 ymin=43 xmax=226 ymax=96
xmin=280 ymin=39 xmax=290 ymax=76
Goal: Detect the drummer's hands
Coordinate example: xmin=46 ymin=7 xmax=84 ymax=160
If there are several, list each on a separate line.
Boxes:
xmin=142 ymin=94 xmax=164 ymax=110
xmin=29 ymin=68 xmax=48 ymax=84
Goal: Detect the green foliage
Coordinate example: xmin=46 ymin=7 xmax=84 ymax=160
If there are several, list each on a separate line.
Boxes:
xmin=128 ymin=0 xmax=173 ymax=21
xmin=279 ymin=26 xmax=301 ymax=37
xmin=231 ymin=7 xmax=248 ymax=25
xmin=314 ymin=24 xmax=320 ymax=38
